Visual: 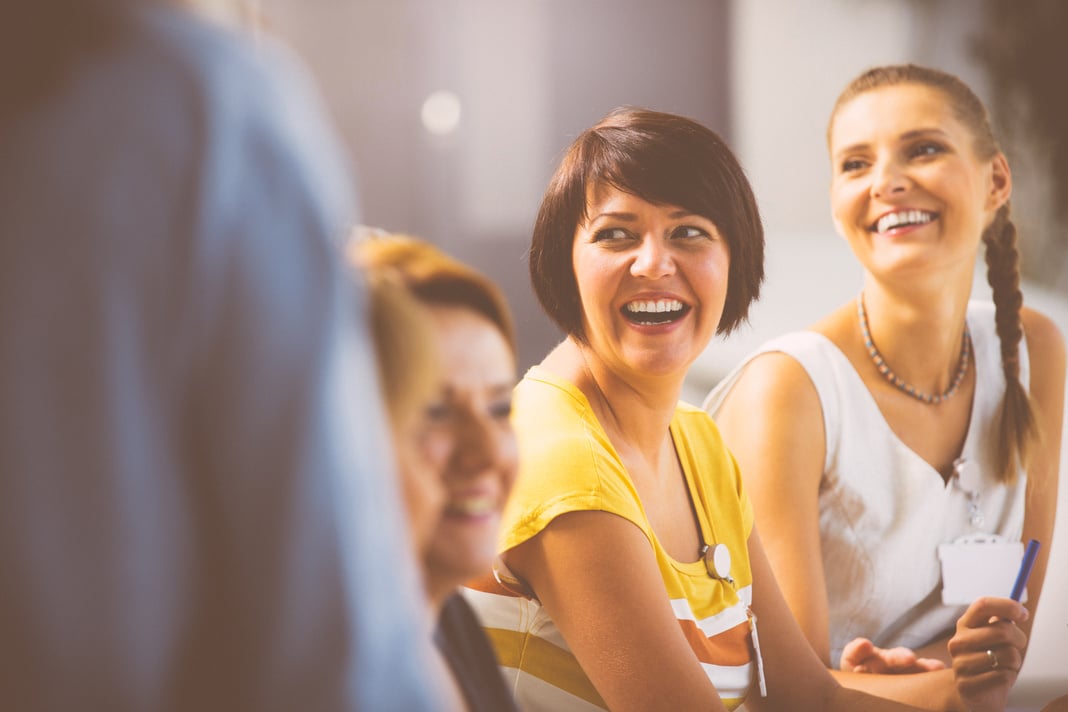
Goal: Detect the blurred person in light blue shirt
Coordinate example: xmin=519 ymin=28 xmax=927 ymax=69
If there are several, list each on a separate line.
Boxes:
xmin=0 ymin=2 xmax=443 ymax=710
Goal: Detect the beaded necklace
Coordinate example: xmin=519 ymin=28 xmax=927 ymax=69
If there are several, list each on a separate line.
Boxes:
xmin=856 ymin=294 xmax=971 ymax=405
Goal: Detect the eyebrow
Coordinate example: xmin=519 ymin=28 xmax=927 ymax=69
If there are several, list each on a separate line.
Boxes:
xmin=833 ymin=127 xmax=953 ymax=159
xmin=491 ymin=383 xmax=514 ymax=398
xmin=441 ymin=381 xmax=515 ymax=398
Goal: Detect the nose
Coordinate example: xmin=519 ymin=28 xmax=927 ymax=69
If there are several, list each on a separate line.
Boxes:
xmin=451 ymin=410 xmax=506 ymax=477
xmin=871 ymin=157 xmax=909 ymax=199
xmin=630 ymin=236 xmax=675 ymax=279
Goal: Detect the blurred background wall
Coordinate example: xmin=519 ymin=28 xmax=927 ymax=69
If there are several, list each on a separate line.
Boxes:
xmin=258 ymin=0 xmax=1066 ymax=706
xmin=261 ymin=0 xmax=732 ymax=372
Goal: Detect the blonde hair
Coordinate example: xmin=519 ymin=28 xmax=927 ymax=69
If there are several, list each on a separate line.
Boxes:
xmin=359 ymin=269 xmax=440 ymax=431
xmin=349 ymin=231 xmax=516 ymax=355
xmin=830 ymin=64 xmax=1038 ymax=483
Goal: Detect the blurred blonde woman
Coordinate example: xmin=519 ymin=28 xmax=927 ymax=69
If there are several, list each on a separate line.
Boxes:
xmin=361 ymin=266 xmax=449 ymax=560
xmin=350 ymin=233 xmax=520 ymax=712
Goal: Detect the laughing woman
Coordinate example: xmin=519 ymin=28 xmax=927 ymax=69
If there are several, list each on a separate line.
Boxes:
xmin=704 ymin=65 xmax=1063 ymax=711
xmin=466 ymin=107 xmax=948 ymax=712
xmin=351 ymin=235 xmax=521 ymax=712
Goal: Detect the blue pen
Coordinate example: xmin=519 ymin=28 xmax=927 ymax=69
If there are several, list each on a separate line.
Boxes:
xmin=1010 ymin=539 xmax=1040 ymax=601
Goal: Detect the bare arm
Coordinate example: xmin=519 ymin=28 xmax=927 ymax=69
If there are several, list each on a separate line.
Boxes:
xmin=503 ymin=508 xmax=928 ymax=712
xmin=1017 ymin=308 xmax=1064 ymax=648
xmin=713 ymin=353 xmax=960 ymax=709
xmin=503 ymin=510 xmax=727 ymax=712
xmin=712 ymin=352 xmax=833 ymax=661
xmin=744 ymin=528 xmax=928 ymax=712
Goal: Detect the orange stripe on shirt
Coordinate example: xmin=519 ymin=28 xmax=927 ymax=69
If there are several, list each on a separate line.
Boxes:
xmin=678 ymin=618 xmax=752 ymax=667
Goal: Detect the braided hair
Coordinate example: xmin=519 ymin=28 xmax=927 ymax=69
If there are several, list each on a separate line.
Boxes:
xmin=831 ymin=64 xmax=1038 ymax=483
xmin=982 ymin=204 xmax=1036 ymax=482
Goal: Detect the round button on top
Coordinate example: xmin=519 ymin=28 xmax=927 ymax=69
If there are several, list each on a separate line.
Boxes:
xmin=704 ymin=543 xmax=733 ymax=583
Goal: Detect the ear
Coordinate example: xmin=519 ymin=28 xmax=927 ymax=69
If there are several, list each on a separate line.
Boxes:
xmin=985 ymin=152 xmax=1012 ymax=213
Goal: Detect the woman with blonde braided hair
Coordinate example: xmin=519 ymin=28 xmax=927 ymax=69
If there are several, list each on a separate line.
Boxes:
xmin=704 ymin=64 xmax=1064 ymax=711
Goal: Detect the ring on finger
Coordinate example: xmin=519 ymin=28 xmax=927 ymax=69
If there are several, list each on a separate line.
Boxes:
xmin=985 ymin=648 xmax=999 ymax=670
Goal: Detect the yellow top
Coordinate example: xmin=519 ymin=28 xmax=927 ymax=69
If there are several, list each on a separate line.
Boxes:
xmin=465 ymin=366 xmax=756 ymax=711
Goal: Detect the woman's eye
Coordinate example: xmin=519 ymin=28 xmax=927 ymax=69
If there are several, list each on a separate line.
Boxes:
xmin=424 ymin=401 xmax=451 ymax=423
xmin=672 ymin=225 xmax=709 ymax=240
xmin=909 ymin=142 xmax=944 ymax=159
xmin=489 ymin=399 xmax=513 ymax=420
xmin=840 ymin=158 xmax=867 ymax=173
xmin=592 ymin=227 xmax=630 ymax=242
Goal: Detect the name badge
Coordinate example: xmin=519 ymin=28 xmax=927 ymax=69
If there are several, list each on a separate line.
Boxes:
xmin=937 ymin=534 xmax=1025 ymax=605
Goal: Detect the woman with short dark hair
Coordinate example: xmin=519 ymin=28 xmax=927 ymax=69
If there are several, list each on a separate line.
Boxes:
xmin=466 ymin=107 xmax=942 ymax=712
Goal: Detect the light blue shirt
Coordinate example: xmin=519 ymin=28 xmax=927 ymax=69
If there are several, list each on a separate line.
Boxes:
xmin=0 ymin=6 xmax=440 ymax=710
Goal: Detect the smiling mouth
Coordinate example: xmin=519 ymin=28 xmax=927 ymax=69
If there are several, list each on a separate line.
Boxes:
xmin=622 ymin=299 xmax=690 ymax=325
xmin=443 ymin=494 xmax=498 ymax=518
xmin=870 ymin=209 xmax=937 ymax=233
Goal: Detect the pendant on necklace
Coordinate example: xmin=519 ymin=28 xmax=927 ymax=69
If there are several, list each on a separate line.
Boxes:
xmin=701 ymin=542 xmax=733 ymax=584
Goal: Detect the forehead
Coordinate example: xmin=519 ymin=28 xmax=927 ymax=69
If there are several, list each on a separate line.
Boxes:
xmin=426 ymin=304 xmax=515 ymax=379
xmin=830 ymin=83 xmax=969 ymax=151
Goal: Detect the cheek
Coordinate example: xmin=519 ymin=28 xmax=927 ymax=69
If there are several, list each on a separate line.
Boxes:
xmin=572 ymin=248 xmax=614 ymax=298
xmin=829 ymin=193 xmax=848 ymax=224
xmin=572 ymin=261 xmax=598 ymax=305
xmin=830 ymin=196 xmax=868 ymax=241
xmin=399 ymin=428 xmax=452 ymax=502
xmin=394 ymin=448 xmax=445 ymax=546
xmin=418 ymin=428 xmax=453 ymax=471
xmin=830 ymin=180 xmax=864 ymax=216
xmin=699 ymin=248 xmax=731 ymax=301
xmin=498 ymin=429 xmax=520 ymax=489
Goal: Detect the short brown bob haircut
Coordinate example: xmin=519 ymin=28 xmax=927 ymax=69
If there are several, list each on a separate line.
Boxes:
xmin=529 ymin=106 xmax=764 ymax=341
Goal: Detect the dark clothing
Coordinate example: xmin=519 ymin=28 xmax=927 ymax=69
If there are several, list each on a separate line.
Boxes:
xmin=436 ymin=593 xmax=519 ymax=712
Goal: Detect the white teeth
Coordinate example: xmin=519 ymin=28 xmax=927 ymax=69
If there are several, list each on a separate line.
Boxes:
xmin=625 ymin=299 xmax=684 ymax=313
xmin=445 ymin=495 xmax=496 ymax=517
xmin=875 ymin=210 xmax=934 ymax=233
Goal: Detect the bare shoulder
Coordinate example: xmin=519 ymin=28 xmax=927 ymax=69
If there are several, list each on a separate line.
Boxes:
xmin=709 ymin=341 xmax=826 ymax=486
xmin=1020 ymin=306 xmax=1065 ymax=497
xmin=1021 ymin=307 xmax=1067 ymax=415
xmin=1021 ymin=306 xmax=1067 ymax=365
xmin=717 ymin=303 xmax=855 ymax=417
xmin=714 ymin=348 xmax=822 ymax=421
xmin=710 ymin=307 xmax=861 ymax=446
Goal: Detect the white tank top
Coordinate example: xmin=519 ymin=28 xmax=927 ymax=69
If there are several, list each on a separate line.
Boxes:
xmin=703 ymin=301 xmax=1028 ymax=665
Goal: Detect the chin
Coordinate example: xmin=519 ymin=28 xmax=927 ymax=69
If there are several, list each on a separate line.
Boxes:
xmin=431 ymin=540 xmax=499 ymax=585
xmin=628 ymin=354 xmax=691 ymax=379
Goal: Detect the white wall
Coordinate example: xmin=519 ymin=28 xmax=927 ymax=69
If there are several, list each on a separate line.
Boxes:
xmin=262 ymin=0 xmax=733 ymax=375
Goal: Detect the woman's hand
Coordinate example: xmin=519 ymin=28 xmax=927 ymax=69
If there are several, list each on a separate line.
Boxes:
xmin=947 ymin=597 xmax=1029 ymax=712
xmin=840 ymin=638 xmax=946 ymax=674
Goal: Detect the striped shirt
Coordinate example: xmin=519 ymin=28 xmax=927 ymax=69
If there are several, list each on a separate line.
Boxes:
xmin=465 ymin=367 xmax=756 ymax=711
